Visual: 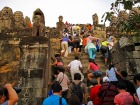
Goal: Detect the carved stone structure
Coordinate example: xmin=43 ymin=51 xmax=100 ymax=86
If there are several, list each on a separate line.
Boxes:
xmin=24 ymin=16 xmax=31 ymax=28
xmin=110 ymin=15 xmax=118 ymax=27
xmin=106 ymin=26 xmax=118 ymax=35
xmin=0 ymin=7 xmax=13 ymax=32
xmin=0 ymin=11 xmax=2 ymax=32
xmin=18 ymin=37 xmax=50 ymax=105
xmin=118 ymin=10 xmax=129 ymax=22
xmin=32 ymin=8 xmax=45 ymax=36
xmin=13 ymin=11 xmax=25 ymax=30
xmin=56 ymin=15 xmax=65 ymax=31
xmin=130 ymin=7 xmax=140 ymax=15
xmin=111 ymin=35 xmax=140 ymax=77
xmin=92 ymin=13 xmax=98 ymax=27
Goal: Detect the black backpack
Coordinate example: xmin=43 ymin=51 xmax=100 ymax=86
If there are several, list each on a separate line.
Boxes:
xmin=72 ymin=82 xmax=83 ymax=102
xmin=74 ymin=36 xmax=80 ymax=42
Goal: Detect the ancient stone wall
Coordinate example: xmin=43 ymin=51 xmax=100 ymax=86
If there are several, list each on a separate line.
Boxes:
xmin=18 ymin=37 xmax=50 ymax=105
xmin=0 ymin=32 xmax=51 ymax=105
xmin=0 ymin=39 xmax=20 ymax=84
xmin=111 ymin=35 xmax=140 ymax=77
xmin=0 ymin=7 xmax=32 ymax=33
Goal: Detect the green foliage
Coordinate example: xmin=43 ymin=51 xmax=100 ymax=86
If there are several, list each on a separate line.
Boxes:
xmin=103 ymin=0 xmax=140 ymax=33
xmin=101 ymin=12 xmax=114 ymax=24
xmin=123 ymin=0 xmax=134 ymax=10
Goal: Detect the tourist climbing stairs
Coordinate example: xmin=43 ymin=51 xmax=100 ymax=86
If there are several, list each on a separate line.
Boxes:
xmin=62 ymin=30 xmax=108 ymax=85
xmin=62 ymin=51 xmax=108 ymax=85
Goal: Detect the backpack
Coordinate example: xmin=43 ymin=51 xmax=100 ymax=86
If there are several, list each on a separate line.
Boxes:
xmin=72 ymin=82 xmax=83 ymax=102
xmin=74 ymin=36 xmax=80 ymax=42
xmin=100 ymin=46 xmax=108 ymax=53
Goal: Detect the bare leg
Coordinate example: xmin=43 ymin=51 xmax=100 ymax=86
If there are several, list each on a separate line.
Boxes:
xmin=96 ymin=77 xmax=101 ymax=85
xmin=74 ymin=48 xmax=77 ymax=53
xmin=77 ymin=48 xmax=80 ymax=53
xmin=87 ymin=73 xmax=93 ymax=81
xmin=105 ymin=57 xmax=107 ymax=66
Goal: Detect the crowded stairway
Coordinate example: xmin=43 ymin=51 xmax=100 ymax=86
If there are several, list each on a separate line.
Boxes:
xmin=44 ymin=25 xmax=140 ymax=105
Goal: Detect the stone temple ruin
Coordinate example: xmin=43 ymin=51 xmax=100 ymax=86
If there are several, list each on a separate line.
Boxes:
xmin=0 ymin=6 xmax=139 ymax=105
xmin=0 ymin=7 xmax=51 ymax=105
xmin=32 ymin=8 xmax=45 ymax=36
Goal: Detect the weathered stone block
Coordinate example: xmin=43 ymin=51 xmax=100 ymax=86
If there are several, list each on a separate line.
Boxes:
xmin=18 ymin=69 xmax=28 ymax=77
xmin=30 ymin=69 xmax=43 ymax=78
xmin=134 ymin=59 xmax=140 ymax=73
xmin=135 ymin=46 xmax=140 ymax=51
xmin=132 ymin=51 xmax=140 ymax=58
xmin=7 ymin=70 xmax=18 ymax=83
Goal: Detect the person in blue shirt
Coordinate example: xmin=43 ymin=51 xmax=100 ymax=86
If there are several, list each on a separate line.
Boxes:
xmin=42 ymin=81 xmax=67 ymax=105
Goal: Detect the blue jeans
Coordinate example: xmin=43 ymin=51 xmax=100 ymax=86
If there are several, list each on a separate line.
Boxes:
xmin=88 ymin=48 xmax=96 ymax=59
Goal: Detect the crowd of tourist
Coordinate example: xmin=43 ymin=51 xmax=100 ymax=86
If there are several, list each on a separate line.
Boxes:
xmin=0 ymin=23 xmax=139 ymax=105
xmin=0 ymin=24 xmax=137 ymax=105
xmin=42 ymin=25 xmax=140 ymax=105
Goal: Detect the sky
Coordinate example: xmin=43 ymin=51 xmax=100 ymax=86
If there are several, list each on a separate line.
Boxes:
xmin=0 ymin=0 xmax=116 ymax=27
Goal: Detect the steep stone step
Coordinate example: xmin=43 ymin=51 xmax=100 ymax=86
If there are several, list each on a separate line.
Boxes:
xmin=62 ymin=47 xmax=108 ymax=86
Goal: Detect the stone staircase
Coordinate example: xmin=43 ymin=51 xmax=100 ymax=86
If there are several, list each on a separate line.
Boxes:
xmin=62 ymin=50 xmax=108 ymax=85
xmin=62 ymin=30 xmax=108 ymax=84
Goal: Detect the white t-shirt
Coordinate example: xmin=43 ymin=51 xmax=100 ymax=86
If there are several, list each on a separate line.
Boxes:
xmin=80 ymin=38 xmax=83 ymax=45
xmin=68 ymin=60 xmax=82 ymax=71
xmin=136 ymin=87 xmax=140 ymax=101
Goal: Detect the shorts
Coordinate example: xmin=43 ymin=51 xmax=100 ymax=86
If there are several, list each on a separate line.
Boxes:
xmin=104 ymin=51 xmax=109 ymax=58
xmin=73 ymin=42 xmax=80 ymax=48
xmin=92 ymin=70 xmax=102 ymax=78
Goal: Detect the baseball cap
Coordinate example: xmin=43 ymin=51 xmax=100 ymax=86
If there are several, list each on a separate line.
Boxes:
xmin=103 ymin=76 xmax=109 ymax=82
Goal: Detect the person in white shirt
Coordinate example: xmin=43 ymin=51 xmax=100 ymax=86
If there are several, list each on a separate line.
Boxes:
xmin=108 ymin=35 xmax=115 ymax=50
xmin=68 ymin=56 xmax=84 ymax=82
xmin=133 ymin=73 xmax=140 ymax=101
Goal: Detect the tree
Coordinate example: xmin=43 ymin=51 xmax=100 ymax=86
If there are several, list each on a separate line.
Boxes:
xmin=102 ymin=0 xmax=140 ymax=33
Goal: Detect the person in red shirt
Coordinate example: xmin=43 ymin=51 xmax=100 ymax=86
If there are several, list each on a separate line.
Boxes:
xmin=114 ymin=82 xmax=139 ymax=105
xmin=90 ymin=78 xmax=101 ymax=105
xmin=87 ymin=59 xmax=102 ymax=84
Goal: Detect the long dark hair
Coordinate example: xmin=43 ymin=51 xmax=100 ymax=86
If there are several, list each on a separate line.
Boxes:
xmin=89 ymin=58 xmax=98 ymax=66
xmin=108 ymin=63 xmax=115 ymax=70
xmin=69 ymin=94 xmax=81 ymax=105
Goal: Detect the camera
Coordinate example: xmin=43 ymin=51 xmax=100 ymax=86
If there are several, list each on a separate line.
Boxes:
xmin=3 ymin=87 xmax=22 ymax=99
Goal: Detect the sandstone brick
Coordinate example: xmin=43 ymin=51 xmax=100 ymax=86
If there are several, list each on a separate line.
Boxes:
xmin=135 ymin=46 xmax=140 ymax=51
xmin=132 ymin=51 xmax=140 ymax=58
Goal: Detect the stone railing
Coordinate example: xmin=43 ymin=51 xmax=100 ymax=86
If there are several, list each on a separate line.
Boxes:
xmin=111 ymin=34 xmax=140 ymax=77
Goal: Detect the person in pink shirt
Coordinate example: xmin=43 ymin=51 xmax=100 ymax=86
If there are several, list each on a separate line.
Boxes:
xmin=87 ymin=31 xmax=99 ymax=44
xmin=87 ymin=58 xmax=102 ymax=84
xmin=56 ymin=67 xmax=70 ymax=102
xmin=114 ymin=82 xmax=139 ymax=105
